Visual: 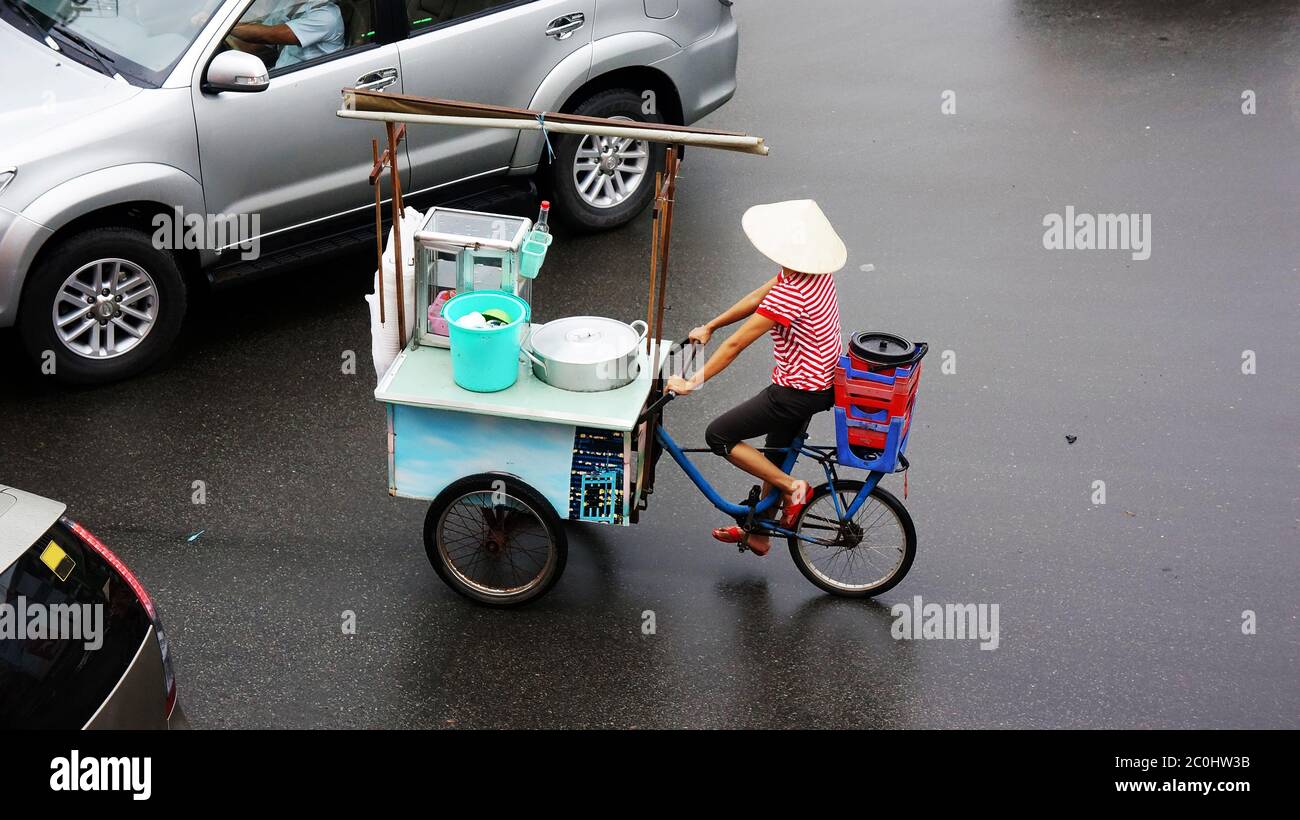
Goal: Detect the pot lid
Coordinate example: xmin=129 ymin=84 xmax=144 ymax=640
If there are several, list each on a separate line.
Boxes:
xmin=849 ymin=331 xmax=916 ymax=365
xmin=529 ymin=316 xmax=643 ymax=364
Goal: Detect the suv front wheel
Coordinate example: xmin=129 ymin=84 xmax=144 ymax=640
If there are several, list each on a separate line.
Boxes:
xmin=19 ymin=226 xmax=187 ymax=385
xmin=547 ymin=88 xmax=667 ymax=231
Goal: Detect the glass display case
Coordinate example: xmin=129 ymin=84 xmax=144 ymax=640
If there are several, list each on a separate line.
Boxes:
xmin=413 ymin=207 xmax=532 ymax=347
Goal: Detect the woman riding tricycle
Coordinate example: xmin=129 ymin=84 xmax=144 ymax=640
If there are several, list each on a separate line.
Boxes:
xmin=641 ymin=199 xmax=925 ymax=597
xmin=665 ymin=199 xmax=847 ymax=558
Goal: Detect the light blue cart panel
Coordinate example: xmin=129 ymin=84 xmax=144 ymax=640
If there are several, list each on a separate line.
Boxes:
xmin=388 ymin=403 xmax=575 ymax=518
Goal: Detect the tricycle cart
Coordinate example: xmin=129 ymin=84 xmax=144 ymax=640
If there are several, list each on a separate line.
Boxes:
xmin=343 ymin=91 xmax=923 ymax=607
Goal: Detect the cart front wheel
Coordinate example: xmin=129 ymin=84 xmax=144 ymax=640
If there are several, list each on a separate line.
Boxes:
xmin=786 ymin=481 xmax=916 ymax=598
xmin=424 ymin=475 xmax=567 ymax=607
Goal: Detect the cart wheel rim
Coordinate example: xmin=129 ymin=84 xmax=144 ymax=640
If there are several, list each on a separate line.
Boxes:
xmin=437 ymin=490 xmax=556 ymax=598
xmin=795 ymin=492 xmax=907 ymax=592
xmin=572 ymin=116 xmax=649 ymax=209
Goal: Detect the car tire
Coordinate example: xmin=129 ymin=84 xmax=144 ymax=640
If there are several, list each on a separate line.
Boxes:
xmin=546 ymin=88 xmax=667 ymax=231
xmin=18 ymin=226 xmax=187 ymax=385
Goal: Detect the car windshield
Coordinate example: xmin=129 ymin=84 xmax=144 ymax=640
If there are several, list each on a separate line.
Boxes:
xmin=6 ymin=0 xmax=226 ymax=85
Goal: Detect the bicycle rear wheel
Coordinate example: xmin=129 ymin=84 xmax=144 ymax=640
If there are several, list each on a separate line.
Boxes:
xmin=786 ymin=480 xmax=916 ymax=598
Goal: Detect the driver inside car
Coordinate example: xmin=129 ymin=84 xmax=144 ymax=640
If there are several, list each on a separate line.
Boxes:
xmin=228 ymin=0 xmax=344 ymax=69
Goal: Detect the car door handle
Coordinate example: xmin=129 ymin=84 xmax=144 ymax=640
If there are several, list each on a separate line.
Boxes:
xmin=355 ymin=68 xmax=399 ymax=91
xmin=545 ymin=13 xmax=585 ymax=40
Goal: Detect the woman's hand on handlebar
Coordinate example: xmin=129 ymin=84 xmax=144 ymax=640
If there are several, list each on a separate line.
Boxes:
xmin=687 ymin=325 xmax=712 ymax=346
xmin=665 ymin=376 xmax=696 ymax=396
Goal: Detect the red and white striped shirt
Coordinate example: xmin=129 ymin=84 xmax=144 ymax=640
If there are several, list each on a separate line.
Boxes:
xmin=756 ymin=270 xmax=843 ymax=391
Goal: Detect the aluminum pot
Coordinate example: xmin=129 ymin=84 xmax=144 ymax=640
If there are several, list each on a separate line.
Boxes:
xmin=523 ymin=316 xmax=648 ymax=392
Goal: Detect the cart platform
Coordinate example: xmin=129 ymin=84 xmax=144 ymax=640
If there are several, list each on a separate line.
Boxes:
xmin=375 ymin=332 xmax=668 ymax=432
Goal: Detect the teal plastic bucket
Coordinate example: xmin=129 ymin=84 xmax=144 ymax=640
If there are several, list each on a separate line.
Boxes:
xmin=442 ymin=291 xmax=531 ymax=392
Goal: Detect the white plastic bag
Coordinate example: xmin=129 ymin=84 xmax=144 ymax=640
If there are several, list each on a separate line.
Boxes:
xmin=367 ymin=206 xmax=423 ymax=380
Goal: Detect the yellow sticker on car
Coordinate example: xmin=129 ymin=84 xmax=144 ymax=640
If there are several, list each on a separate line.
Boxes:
xmin=39 ymin=541 xmax=75 ymax=582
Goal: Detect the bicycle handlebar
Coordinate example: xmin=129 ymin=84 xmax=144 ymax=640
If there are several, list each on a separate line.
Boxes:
xmin=637 ymin=390 xmax=676 ymax=427
xmin=637 ymin=338 xmax=700 ymax=426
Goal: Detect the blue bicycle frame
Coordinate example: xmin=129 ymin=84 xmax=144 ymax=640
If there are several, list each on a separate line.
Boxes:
xmin=653 ymin=424 xmax=886 ymax=544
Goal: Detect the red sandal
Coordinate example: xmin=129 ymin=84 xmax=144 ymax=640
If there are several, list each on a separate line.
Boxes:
xmin=780 ymin=480 xmax=811 ymax=528
xmin=711 ymin=526 xmax=745 ymax=543
xmin=710 ymin=526 xmax=772 ymax=556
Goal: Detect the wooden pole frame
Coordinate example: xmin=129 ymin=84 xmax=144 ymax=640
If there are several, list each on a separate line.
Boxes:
xmin=339 ymin=92 xmax=769 ymax=156
xmin=369 ymin=125 xmax=408 ymax=336
xmin=385 ymin=122 xmax=407 ymax=345
xmin=634 ymin=145 xmax=683 ymax=509
xmin=644 ymin=171 xmax=662 ymax=357
xmin=653 ymin=145 xmax=680 ymax=368
xmin=351 ymin=88 xmax=764 ymax=353
xmin=645 ymin=145 xmax=681 ymax=375
xmin=369 ymin=139 xmax=386 ymax=324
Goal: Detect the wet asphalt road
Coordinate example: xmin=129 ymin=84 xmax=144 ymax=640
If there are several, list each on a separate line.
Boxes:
xmin=2 ymin=1 xmax=1298 ymax=729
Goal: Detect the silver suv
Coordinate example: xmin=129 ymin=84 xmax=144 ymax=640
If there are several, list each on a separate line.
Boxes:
xmin=0 ymin=0 xmax=737 ymax=383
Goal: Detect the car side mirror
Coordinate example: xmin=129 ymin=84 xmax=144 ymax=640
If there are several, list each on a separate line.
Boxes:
xmin=204 ymin=50 xmax=270 ymax=93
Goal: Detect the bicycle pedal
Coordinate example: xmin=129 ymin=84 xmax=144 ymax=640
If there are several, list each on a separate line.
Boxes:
xmin=737 ymin=530 xmax=752 ymax=552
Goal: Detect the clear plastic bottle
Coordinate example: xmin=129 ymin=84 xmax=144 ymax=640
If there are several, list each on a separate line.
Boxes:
xmin=535 ymin=200 xmax=551 ymax=234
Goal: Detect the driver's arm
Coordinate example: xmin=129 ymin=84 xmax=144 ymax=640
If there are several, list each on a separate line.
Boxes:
xmin=230 ymin=22 xmax=301 ymax=45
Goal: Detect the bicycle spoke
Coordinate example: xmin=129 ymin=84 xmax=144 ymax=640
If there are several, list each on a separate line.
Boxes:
xmin=438 ymin=490 xmax=555 ymax=596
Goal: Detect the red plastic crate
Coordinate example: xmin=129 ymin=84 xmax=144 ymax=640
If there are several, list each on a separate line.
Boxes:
xmin=833 ymin=360 xmax=923 ymax=450
xmin=834 ymin=376 xmax=918 ymax=418
xmin=834 ymin=362 xmax=922 ymax=415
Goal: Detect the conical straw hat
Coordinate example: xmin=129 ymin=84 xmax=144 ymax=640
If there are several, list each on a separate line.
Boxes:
xmin=741 ymin=199 xmax=847 ymax=275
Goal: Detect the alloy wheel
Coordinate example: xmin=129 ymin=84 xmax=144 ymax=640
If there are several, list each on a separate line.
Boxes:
xmin=52 ymin=258 xmax=158 ymax=359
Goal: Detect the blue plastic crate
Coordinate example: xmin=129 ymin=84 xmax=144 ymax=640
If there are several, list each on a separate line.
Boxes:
xmin=834 ymin=407 xmax=910 ymax=473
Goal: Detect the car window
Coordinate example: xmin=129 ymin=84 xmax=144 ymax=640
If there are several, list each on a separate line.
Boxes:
xmin=224 ymin=0 xmax=377 ymax=73
xmin=405 ymin=0 xmax=520 ymax=34
xmin=0 ymin=520 xmax=152 ymax=730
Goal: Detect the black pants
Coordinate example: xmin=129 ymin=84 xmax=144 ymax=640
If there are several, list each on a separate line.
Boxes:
xmin=705 ymin=384 xmax=835 ymax=467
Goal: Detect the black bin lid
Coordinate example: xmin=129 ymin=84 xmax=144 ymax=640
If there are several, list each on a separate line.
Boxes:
xmin=849 ymin=331 xmax=916 ymax=365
